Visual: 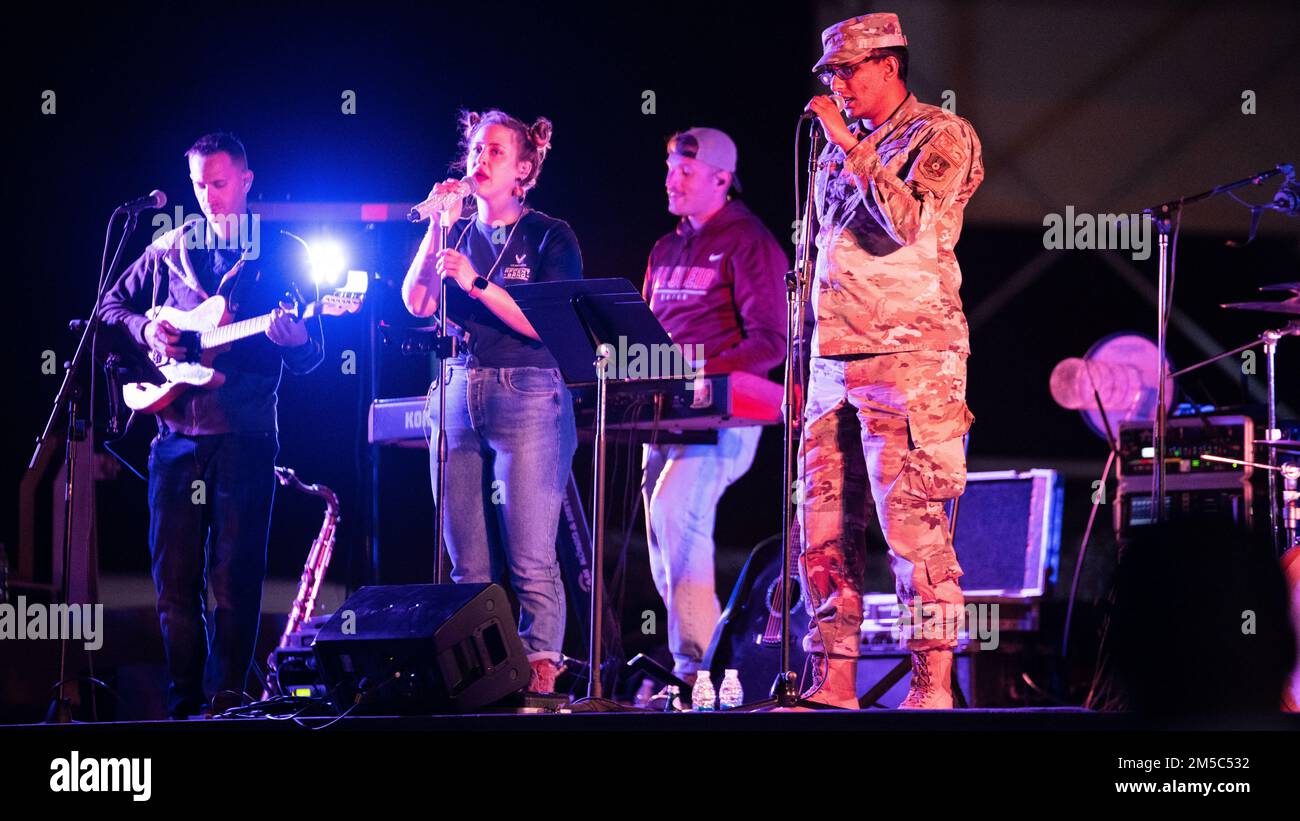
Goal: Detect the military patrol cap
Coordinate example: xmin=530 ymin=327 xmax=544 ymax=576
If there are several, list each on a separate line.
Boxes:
xmin=813 ymin=12 xmax=908 ymax=72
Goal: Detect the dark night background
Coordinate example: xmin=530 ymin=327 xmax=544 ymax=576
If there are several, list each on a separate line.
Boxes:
xmin=3 ymin=2 xmax=1297 ymax=710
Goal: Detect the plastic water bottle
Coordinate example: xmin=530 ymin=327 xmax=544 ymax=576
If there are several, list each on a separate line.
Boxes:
xmin=718 ymin=669 xmax=744 ymax=709
xmin=690 ymin=671 xmax=716 ymax=711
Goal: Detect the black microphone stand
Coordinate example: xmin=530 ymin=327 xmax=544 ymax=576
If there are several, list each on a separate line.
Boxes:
xmin=32 ymin=205 xmax=140 ymax=722
xmin=1141 ymin=165 xmax=1289 ymax=533
xmin=394 ymin=210 xmax=459 ymax=585
xmin=432 ymin=215 xmax=453 ymax=585
xmin=585 ymin=345 xmax=612 ymax=701
xmin=744 ymin=114 xmax=823 ymax=710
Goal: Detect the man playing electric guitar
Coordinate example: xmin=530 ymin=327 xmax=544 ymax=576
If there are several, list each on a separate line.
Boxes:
xmin=99 ymin=132 xmax=323 ymax=719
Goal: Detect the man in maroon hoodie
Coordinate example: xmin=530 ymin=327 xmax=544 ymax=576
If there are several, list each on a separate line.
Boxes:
xmin=641 ymin=128 xmax=788 ymax=693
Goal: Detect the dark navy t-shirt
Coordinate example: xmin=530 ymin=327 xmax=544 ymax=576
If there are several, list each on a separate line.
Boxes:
xmin=443 ymin=208 xmax=582 ymax=368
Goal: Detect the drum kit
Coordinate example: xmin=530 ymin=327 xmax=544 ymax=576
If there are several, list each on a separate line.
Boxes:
xmin=1052 ymin=279 xmax=1300 ymax=553
xmin=1206 ymin=281 xmax=1300 ymax=552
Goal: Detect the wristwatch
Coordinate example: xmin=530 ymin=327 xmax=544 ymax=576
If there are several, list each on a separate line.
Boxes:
xmin=469 ymin=275 xmax=490 ymax=296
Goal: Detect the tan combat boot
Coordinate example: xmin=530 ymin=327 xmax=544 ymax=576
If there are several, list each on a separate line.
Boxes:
xmin=799 ymin=652 xmax=861 ymax=709
xmin=899 ymin=648 xmax=954 ymax=709
xmin=798 ymin=593 xmax=862 ymax=709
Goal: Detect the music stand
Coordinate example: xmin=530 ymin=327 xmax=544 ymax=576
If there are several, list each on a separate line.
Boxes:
xmin=512 ymin=277 xmax=687 ymax=384
xmin=513 ymin=277 xmax=690 ymax=705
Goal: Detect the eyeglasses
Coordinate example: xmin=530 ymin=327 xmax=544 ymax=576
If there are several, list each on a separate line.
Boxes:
xmin=817 ymin=53 xmax=883 ymax=87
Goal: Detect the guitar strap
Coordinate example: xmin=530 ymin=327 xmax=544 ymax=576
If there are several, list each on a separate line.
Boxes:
xmin=215 ymin=258 xmax=248 ymax=303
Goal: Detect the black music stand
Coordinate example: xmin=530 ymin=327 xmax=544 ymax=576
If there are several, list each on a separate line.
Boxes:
xmin=513 ymin=277 xmax=690 ymax=706
xmin=512 ymin=277 xmax=687 ymax=385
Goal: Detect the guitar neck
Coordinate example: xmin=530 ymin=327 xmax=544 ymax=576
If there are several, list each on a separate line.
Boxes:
xmin=200 ymin=302 xmax=319 ymax=350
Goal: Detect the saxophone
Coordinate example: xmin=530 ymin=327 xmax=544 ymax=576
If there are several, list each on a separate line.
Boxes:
xmin=264 ymin=465 xmax=340 ymax=699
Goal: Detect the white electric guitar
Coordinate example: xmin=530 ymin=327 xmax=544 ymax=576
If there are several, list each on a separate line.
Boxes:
xmin=122 ymin=289 xmax=364 ymax=414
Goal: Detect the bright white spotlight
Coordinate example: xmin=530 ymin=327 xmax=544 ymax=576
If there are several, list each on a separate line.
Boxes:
xmin=306 ymin=238 xmax=347 ymax=284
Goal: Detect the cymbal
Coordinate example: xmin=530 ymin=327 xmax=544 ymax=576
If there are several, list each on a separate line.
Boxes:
xmin=1222 ymin=300 xmax=1300 ymax=315
xmin=1223 ymin=282 xmax=1300 ymax=316
xmin=1254 ymin=440 xmax=1300 ymax=456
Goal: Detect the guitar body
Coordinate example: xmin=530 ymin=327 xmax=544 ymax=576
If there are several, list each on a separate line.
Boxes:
xmin=120 ymin=287 xmax=364 ymax=414
xmin=703 ymin=531 xmax=810 ymax=701
xmin=122 ymin=296 xmax=231 ymax=413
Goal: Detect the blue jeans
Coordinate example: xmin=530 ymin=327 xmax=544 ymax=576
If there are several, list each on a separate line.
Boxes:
xmin=427 ymin=363 xmax=576 ymax=662
xmin=643 ymin=425 xmax=763 ymax=675
xmin=147 ymin=431 xmax=277 ymax=718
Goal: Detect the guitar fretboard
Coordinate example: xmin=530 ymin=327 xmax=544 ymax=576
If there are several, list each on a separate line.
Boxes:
xmin=198 ymin=303 xmax=321 ymax=350
xmin=201 ymin=314 xmax=273 ymax=350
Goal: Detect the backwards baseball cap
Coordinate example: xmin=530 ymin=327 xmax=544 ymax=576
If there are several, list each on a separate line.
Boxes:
xmin=668 ymin=127 xmax=742 ymax=192
xmin=812 ymin=12 xmax=908 ymax=72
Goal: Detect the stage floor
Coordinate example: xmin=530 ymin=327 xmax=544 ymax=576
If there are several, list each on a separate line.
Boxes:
xmin=6 ymin=708 xmax=1299 ymax=733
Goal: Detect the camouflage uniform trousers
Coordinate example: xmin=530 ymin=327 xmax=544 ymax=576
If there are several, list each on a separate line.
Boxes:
xmin=797 ymin=350 xmax=973 ymax=658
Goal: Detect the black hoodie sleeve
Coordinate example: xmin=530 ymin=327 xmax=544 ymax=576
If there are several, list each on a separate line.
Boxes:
xmin=99 ymin=248 xmax=161 ymax=348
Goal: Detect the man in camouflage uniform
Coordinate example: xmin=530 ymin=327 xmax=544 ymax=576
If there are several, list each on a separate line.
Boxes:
xmin=797 ymin=12 xmax=984 ymax=709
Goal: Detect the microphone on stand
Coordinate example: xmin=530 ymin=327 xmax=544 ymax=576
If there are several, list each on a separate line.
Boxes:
xmin=407 ymin=176 xmax=479 ymax=223
xmin=1226 ymin=163 xmax=1296 ymax=248
xmin=118 ymin=190 xmax=167 ymax=214
xmin=1268 ymin=164 xmax=1298 ymax=215
xmin=799 ymin=94 xmax=845 ymax=120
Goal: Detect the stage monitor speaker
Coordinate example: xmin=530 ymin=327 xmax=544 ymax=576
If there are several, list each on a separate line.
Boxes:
xmin=950 ymin=469 xmax=1063 ymax=597
xmin=313 ymin=583 xmax=530 ymax=714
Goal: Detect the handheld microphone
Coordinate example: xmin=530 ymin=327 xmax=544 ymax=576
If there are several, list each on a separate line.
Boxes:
xmin=407 ymin=176 xmax=479 ymax=223
xmin=119 ymin=190 xmax=167 ymax=213
xmin=800 ymin=94 xmax=845 ymax=120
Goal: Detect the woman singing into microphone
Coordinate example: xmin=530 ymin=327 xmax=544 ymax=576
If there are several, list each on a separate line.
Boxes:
xmin=402 ymin=109 xmax=581 ymax=694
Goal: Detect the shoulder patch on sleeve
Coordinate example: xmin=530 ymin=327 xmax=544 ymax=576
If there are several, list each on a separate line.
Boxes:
xmin=909 ymin=126 xmax=968 ymax=197
xmin=928 ymin=128 xmax=966 ymax=164
xmin=918 ymin=148 xmax=954 ymax=181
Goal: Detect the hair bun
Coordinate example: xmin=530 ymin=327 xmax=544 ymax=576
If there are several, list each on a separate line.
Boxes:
xmin=529 ymin=118 xmax=553 ymax=155
xmin=460 ymin=110 xmax=483 ymax=139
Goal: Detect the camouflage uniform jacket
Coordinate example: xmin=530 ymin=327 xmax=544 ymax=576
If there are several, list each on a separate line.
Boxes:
xmin=811 ymin=93 xmax=983 ymax=358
